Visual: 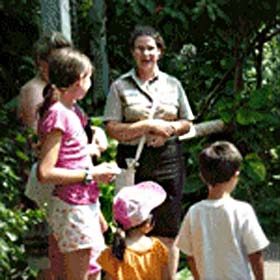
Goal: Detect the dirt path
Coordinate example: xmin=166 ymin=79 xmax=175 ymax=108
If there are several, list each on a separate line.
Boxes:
xmin=265 ymin=261 xmax=280 ymax=280
xmin=264 ymin=242 xmax=280 ymax=280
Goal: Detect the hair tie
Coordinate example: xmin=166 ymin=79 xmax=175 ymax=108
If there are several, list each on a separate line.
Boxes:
xmin=116 ymin=227 xmax=126 ymax=239
xmin=43 ymin=83 xmax=54 ymax=98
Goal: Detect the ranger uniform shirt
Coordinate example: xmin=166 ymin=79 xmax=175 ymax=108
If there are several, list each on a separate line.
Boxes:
xmin=104 ymin=69 xmax=194 ymax=125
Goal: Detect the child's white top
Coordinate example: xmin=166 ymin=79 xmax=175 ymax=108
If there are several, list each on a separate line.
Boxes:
xmin=176 ymin=196 xmax=269 ymax=280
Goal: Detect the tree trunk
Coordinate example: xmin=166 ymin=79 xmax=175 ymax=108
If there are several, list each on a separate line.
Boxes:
xmin=179 ymin=119 xmax=225 ymax=141
xmin=88 ymin=0 xmax=109 ymax=108
xmin=69 ymin=0 xmax=78 ymax=47
xmin=255 ymin=42 xmax=263 ymax=89
xmin=234 ymin=57 xmax=244 ymax=92
xmin=40 ymin=0 xmax=71 ymax=41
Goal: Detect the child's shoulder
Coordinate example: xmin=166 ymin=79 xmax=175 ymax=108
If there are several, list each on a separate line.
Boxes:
xmin=151 ymin=237 xmax=168 ymax=253
xmin=152 ymin=237 xmax=165 ymax=247
xmin=228 ymin=197 xmax=254 ymax=211
xmin=150 ymin=238 xmax=169 ymax=262
xmin=188 ymin=197 xmax=254 ymax=214
xmin=47 ymin=102 xmax=75 ymax=118
xmin=43 ymin=102 xmax=67 ymax=119
xmin=97 ymin=246 xmax=115 ymax=263
xmin=21 ymin=77 xmax=44 ymax=90
xmin=217 ymin=197 xmax=256 ymax=219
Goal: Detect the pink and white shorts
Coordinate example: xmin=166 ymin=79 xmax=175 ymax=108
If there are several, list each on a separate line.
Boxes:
xmin=48 ymin=196 xmax=105 ymax=271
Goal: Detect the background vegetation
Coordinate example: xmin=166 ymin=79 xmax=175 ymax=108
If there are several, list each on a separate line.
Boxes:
xmin=0 ymin=0 xmax=279 ymax=278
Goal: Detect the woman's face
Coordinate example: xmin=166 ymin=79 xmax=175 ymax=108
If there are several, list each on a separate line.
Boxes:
xmin=132 ymin=35 xmax=161 ymax=72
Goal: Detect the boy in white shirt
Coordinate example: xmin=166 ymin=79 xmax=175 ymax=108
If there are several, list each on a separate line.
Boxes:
xmin=176 ymin=141 xmax=269 ymax=280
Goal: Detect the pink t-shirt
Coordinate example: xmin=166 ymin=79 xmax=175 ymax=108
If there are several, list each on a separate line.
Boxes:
xmin=38 ymin=102 xmax=99 ymax=205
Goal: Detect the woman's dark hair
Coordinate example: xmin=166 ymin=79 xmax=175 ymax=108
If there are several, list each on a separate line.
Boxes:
xmin=112 ymin=215 xmax=154 ymax=261
xmin=34 ymin=31 xmax=72 ymax=63
xmin=129 ymin=25 xmax=165 ymax=55
xmin=199 ymin=141 xmax=242 ymax=186
xmin=38 ymin=47 xmax=93 ymax=118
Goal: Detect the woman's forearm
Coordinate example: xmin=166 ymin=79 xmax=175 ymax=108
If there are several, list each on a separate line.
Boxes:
xmin=105 ymin=120 xmax=150 ymax=142
xmin=106 ymin=119 xmax=190 ymax=142
xmin=170 ymin=120 xmax=192 ymax=136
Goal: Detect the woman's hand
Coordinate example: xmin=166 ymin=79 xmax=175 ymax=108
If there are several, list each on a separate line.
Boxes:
xmin=146 ymin=119 xmax=176 ymax=147
xmin=87 ymin=143 xmax=101 ymax=158
xmin=87 ymin=126 xmax=108 ymax=158
xmin=99 ymin=211 xmax=108 ymax=233
xmin=91 ymin=126 xmax=108 ymax=153
xmin=92 ymin=162 xmax=121 ymax=184
xmin=147 ymin=119 xmax=175 ymax=137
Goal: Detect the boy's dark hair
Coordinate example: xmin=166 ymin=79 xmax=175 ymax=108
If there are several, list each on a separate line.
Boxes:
xmin=129 ymin=25 xmax=165 ymax=55
xmin=199 ymin=141 xmax=242 ymax=186
xmin=34 ymin=31 xmax=72 ymax=62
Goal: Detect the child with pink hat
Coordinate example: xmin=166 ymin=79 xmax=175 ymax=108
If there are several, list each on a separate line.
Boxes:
xmin=97 ymin=181 xmax=171 ymax=280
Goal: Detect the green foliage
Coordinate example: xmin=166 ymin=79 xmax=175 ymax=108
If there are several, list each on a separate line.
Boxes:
xmin=176 ymin=267 xmax=192 ymax=280
xmin=90 ymin=117 xmax=117 ymax=226
xmin=0 ymin=204 xmax=43 ymax=279
xmin=244 ymin=153 xmax=267 ymax=183
xmin=1 ymin=0 xmax=280 ymax=277
xmin=0 ymin=107 xmax=44 ymax=279
xmin=0 ymin=0 xmax=40 ymax=103
xmin=0 ymin=110 xmax=29 ymax=206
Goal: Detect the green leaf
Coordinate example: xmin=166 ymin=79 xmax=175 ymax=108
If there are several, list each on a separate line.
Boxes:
xmin=176 ymin=267 xmax=192 ymax=280
xmin=15 ymin=150 xmax=29 ymax=162
xmin=220 ymin=111 xmax=233 ymax=123
xmin=138 ymin=0 xmax=156 ymax=14
xmin=236 ymin=108 xmax=264 ymax=125
xmin=244 ymin=153 xmax=266 ymax=182
xmin=207 ymin=5 xmax=216 ymax=21
xmin=6 ymin=231 xmax=17 ymax=242
xmin=248 ymin=88 xmax=270 ymax=109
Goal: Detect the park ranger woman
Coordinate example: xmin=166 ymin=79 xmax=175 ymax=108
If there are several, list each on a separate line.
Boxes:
xmin=103 ymin=25 xmax=195 ymax=278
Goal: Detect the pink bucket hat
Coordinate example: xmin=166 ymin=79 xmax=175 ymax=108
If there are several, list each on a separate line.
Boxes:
xmin=113 ymin=181 xmax=166 ymax=230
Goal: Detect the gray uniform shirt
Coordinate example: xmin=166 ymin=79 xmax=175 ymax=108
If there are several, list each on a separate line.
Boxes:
xmin=104 ymin=69 xmax=195 ymax=144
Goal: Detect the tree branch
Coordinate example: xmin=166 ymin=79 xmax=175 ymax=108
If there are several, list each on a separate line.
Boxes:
xmin=179 ymin=119 xmax=225 ymax=141
xmin=196 ymin=65 xmax=235 ymax=120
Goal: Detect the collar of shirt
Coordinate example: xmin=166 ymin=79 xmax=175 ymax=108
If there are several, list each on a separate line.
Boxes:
xmin=122 ymin=68 xmax=161 ymax=82
xmin=121 ymin=68 xmax=162 ymax=100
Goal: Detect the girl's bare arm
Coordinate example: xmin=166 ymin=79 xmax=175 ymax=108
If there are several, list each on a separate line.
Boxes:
xmin=38 ymin=129 xmax=118 ymax=185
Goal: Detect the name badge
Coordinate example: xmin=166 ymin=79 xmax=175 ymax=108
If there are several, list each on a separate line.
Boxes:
xmin=123 ymin=89 xmax=138 ymax=97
